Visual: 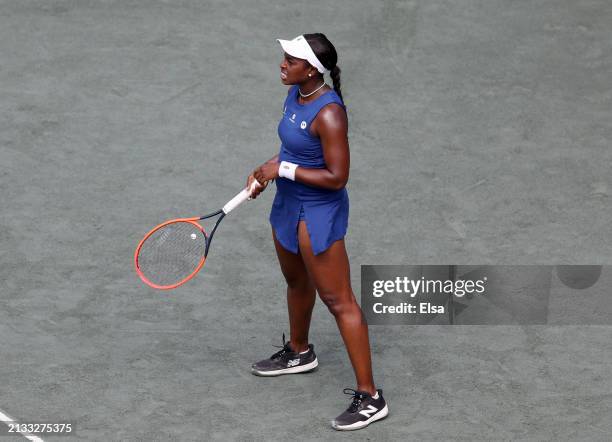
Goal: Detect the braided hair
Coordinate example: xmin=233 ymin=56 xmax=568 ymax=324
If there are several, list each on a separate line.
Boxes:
xmin=304 ymin=33 xmax=343 ymax=102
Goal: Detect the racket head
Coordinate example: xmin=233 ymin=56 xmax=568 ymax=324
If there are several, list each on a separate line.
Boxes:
xmin=134 ymin=218 xmax=208 ymax=290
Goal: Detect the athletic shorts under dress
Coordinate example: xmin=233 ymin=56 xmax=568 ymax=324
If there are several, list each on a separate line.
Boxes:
xmin=269 ymin=85 xmax=349 ymax=255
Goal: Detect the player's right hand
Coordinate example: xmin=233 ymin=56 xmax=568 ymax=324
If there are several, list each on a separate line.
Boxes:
xmin=247 ymin=174 xmax=267 ymax=199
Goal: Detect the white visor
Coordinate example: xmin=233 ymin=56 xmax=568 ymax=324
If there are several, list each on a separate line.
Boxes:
xmin=277 ymin=35 xmax=329 ymax=75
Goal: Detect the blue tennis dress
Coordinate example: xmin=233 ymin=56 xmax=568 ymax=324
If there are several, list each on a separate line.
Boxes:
xmin=270 ymin=85 xmax=349 ymax=256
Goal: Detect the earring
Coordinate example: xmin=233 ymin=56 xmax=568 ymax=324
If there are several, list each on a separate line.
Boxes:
xmin=308 ymin=73 xmax=312 ymax=77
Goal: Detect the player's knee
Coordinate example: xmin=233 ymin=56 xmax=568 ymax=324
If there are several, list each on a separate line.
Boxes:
xmin=319 ymin=292 xmax=354 ymax=317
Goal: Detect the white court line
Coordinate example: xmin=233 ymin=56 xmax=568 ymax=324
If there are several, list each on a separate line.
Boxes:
xmin=0 ymin=408 xmax=44 ymax=442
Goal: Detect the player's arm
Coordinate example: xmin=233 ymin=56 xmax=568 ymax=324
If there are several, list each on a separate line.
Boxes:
xmin=247 ymin=90 xmax=293 ymax=196
xmin=265 ymin=154 xmax=280 ymax=164
xmin=252 ymin=104 xmax=349 ymax=191
xmin=294 ymin=103 xmax=349 ymax=190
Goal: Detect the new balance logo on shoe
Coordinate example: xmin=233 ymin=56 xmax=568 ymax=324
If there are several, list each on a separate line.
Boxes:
xmin=251 ymin=337 xmax=318 ymax=377
xmin=332 ymin=388 xmax=388 ymax=430
xmin=359 ymin=405 xmax=378 ymax=418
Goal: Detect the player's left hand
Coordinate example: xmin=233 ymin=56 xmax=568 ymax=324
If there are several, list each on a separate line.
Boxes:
xmin=253 ymin=162 xmax=280 ymax=184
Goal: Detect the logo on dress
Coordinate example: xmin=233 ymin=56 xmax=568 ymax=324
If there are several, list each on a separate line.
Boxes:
xmin=300 ymin=121 xmax=307 ymax=129
xmin=289 ymin=113 xmax=296 ymax=123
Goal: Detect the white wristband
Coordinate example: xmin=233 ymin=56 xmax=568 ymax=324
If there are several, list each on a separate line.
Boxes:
xmin=279 ymin=161 xmax=298 ymax=181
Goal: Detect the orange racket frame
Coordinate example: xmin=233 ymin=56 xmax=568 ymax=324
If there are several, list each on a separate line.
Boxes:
xmin=134 ymin=218 xmax=209 ymax=290
xmin=134 ymin=180 xmax=260 ymax=290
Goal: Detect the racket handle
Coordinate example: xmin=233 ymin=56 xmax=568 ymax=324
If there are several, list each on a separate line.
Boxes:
xmin=222 ymin=179 xmax=261 ymax=214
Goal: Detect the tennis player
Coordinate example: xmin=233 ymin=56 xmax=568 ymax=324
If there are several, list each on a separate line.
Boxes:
xmin=246 ymin=33 xmax=389 ymax=431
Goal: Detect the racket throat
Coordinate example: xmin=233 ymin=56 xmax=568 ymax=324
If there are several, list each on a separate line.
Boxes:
xmin=204 ymin=213 xmax=225 ymax=257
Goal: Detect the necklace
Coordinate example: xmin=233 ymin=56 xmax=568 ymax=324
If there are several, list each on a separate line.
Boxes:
xmin=299 ymin=82 xmax=326 ymax=98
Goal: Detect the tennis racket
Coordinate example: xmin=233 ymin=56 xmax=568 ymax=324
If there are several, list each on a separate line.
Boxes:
xmin=134 ymin=180 xmax=261 ymax=290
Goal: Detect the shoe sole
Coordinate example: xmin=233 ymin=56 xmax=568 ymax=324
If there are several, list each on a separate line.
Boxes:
xmin=251 ymin=358 xmax=319 ymax=377
xmin=331 ymin=404 xmax=389 ymax=431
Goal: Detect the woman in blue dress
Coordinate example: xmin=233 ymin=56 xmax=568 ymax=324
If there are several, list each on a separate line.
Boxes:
xmin=247 ymin=34 xmax=388 ymax=431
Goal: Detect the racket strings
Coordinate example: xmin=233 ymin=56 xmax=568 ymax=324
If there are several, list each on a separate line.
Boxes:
xmin=137 ymin=222 xmax=207 ymax=287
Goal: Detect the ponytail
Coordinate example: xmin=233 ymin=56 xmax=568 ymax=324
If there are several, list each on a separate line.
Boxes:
xmin=304 ymin=33 xmax=344 ymax=102
xmin=330 ymin=65 xmax=343 ymax=102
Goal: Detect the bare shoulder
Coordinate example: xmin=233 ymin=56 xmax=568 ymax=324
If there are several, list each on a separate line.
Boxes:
xmin=316 ymin=103 xmax=347 ymax=130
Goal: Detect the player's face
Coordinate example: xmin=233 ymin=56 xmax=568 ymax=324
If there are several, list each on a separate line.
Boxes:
xmin=280 ymin=53 xmax=311 ymax=85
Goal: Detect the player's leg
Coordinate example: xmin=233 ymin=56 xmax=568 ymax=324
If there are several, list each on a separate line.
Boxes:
xmin=250 ymin=228 xmax=318 ymax=377
xmin=296 ymin=221 xmax=374 ymax=393
xmin=297 ymin=221 xmax=388 ymax=430
xmin=272 ymin=228 xmax=316 ymax=352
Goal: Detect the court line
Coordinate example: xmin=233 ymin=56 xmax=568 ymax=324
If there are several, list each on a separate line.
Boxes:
xmin=0 ymin=408 xmax=44 ymax=442
xmin=160 ymin=81 xmax=202 ymax=104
